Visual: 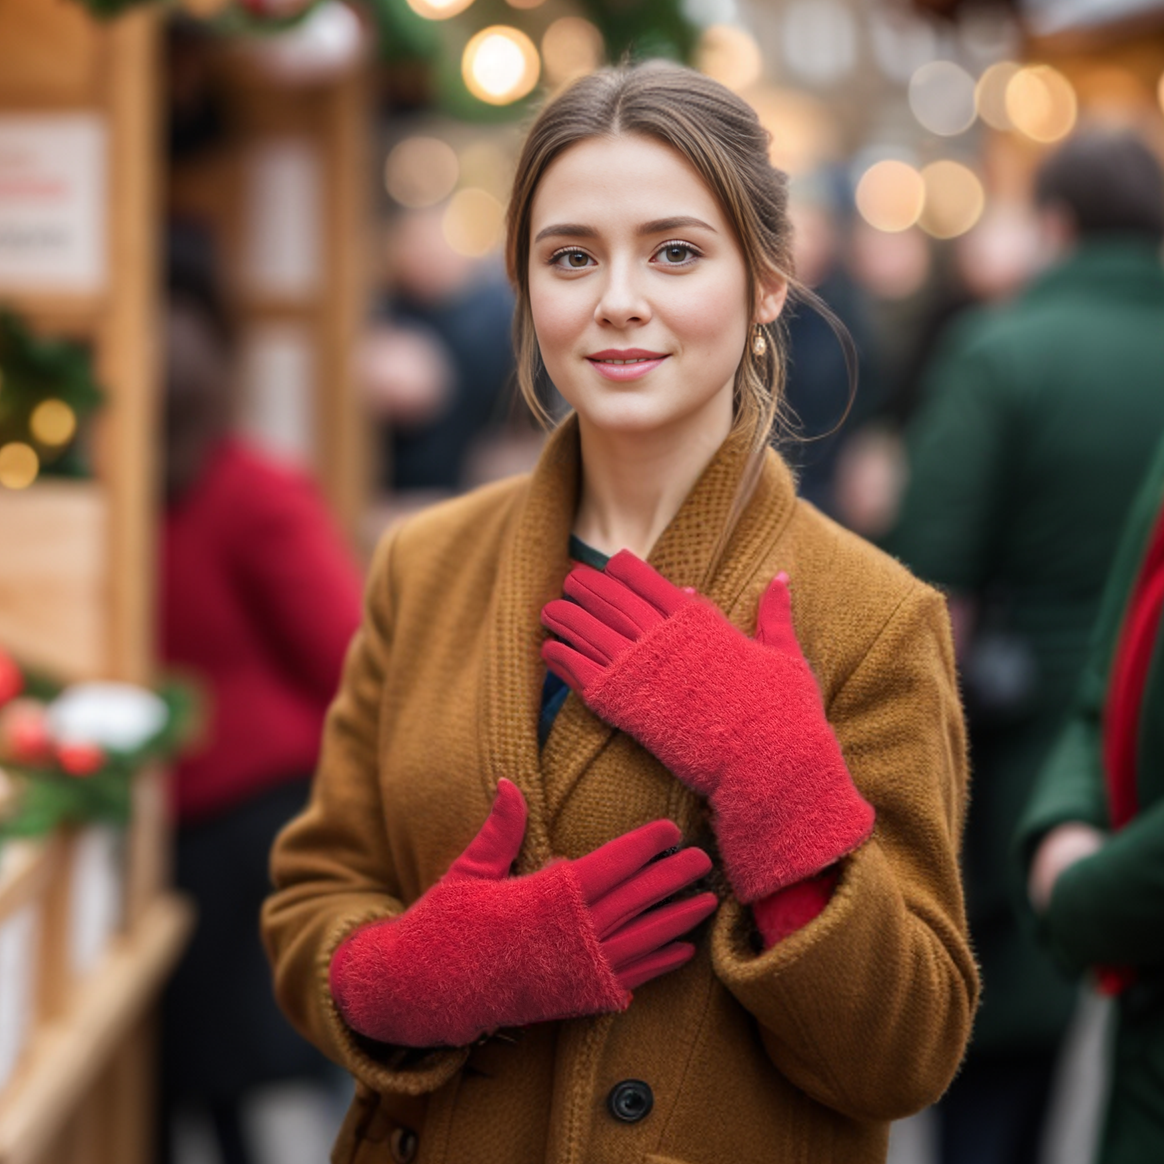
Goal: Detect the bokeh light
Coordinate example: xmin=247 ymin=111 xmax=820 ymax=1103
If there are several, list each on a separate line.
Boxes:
xmin=385 ymin=137 xmax=459 ymax=209
xmin=856 ymin=160 xmax=926 ymax=233
xmin=781 ymin=0 xmax=857 ymax=86
xmin=909 ymin=61 xmax=977 ymax=136
xmin=405 ymin=0 xmax=475 ymax=21
xmin=748 ymin=86 xmax=840 ymax=175
xmin=442 ymin=188 xmax=505 ymax=257
xmin=462 ymin=26 xmax=540 ymax=106
xmin=976 ymin=61 xmax=1020 ymax=131
xmin=541 ymin=17 xmax=604 ymax=89
xmin=696 ymin=25 xmax=763 ymax=92
xmin=458 ymin=140 xmax=512 ymax=203
xmin=505 ymin=0 xmax=545 ymax=9
xmin=1006 ymin=65 xmax=1077 ymax=143
xmin=919 ymin=161 xmax=985 ymax=239
xmin=0 ymin=443 xmax=39 ymax=490
xmin=30 ymin=399 xmax=78 ymax=447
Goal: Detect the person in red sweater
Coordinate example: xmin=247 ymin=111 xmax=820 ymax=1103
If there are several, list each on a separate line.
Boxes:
xmin=159 ymin=237 xmax=362 ymax=1164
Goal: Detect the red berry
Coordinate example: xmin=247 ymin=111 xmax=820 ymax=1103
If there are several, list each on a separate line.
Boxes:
xmin=0 ymin=654 xmax=22 ymax=707
xmin=57 ymin=742 xmax=104 ymax=778
xmin=1 ymin=700 xmax=52 ymax=763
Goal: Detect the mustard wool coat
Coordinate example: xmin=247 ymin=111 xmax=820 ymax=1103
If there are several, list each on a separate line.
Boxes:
xmin=261 ymin=416 xmax=978 ymax=1164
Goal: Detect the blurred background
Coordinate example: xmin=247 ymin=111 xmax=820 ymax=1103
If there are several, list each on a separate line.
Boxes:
xmin=1 ymin=0 xmax=1164 ymax=1162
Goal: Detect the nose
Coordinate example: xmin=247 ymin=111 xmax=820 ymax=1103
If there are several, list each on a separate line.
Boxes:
xmin=594 ymin=258 xmax=651 ymax=329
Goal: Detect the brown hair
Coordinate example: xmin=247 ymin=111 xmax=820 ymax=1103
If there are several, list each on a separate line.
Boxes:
xmin=506 ymin=62 xmax=851 ymax=565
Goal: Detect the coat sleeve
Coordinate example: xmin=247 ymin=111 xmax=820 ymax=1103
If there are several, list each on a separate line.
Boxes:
xmin=710 ymin=584 xmax=978 ymax=1122
xmin=260 ymin=529 xmax=470 ymax=1096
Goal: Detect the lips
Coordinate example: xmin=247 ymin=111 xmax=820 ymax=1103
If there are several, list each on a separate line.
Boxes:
xmin=586 ymin=349 xmax=670 ymax=382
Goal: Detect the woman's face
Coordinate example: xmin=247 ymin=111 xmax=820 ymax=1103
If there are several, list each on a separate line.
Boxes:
xmin=528 ymin=133 xmax=778 ymax=443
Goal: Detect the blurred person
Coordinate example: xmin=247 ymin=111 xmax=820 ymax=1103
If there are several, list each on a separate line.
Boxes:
xmin=368 ymin=208 xmax=516 ymax=492
xmin=1019 ymin=432 xmax=1164 ymax=1164
xmin=781 ymin=173 xmax=881 ymax=518
xmin=888 ymin=128 xmax=1164 ymax=1164
xmin=263 ymin=64 xmax=975 ymax=1164
xmin=160 ymin=229 xmax=363 ymax=1164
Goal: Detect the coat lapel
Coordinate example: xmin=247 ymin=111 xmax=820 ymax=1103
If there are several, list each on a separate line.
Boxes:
xmin=481 ymin=417 xmax=801 ymax=862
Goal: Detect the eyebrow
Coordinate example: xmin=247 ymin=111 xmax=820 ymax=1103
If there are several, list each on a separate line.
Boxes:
xmin=532 ymin=215 xmax=718 ymax=244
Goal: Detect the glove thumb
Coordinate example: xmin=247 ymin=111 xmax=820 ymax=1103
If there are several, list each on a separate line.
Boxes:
xmin=445 ymin=778 xmax=528 ymax=882
xmin=754 ymin=572 xmax=799 ymax=655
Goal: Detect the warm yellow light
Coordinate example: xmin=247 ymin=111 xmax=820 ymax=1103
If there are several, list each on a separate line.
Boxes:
xmin=0 ymin=442 xmax=39 ymax=490
xmin=919 ymin=161 xmax=985 ymax=239
xmin=1006 ymin=65 xmax=1077 ymax=143
xmin=747 ymin=86 xmax=839 ymax=176
xmin=976 ymin=61 xmax=1020 ymax=131
xmin=385 ymin=137 xmax=459 ymax=209
xmin=855 ymin=160 xmax=926 ymax=233
xmin=909 ymin=61 xmax=977 ymax=136
xmin=29 ymin=399 xmax=77 ymax=447
xmin=442 ymin=188 xmax=506 ymax=257
xmin=505 ymin=0 xmax=545 ymax=9
xmin=458 ymin=140 xmax=513 ymax=202
xmin=462 ymin=26 xmax=540 ymax=105
xmin=1157 ymin=72 xmax=1164 ymax=117
xmin=696 ymin=25 xmax=763 ymax=93
xmin=541 ymin=17 xmax=604 ymax=88
xmin=405 ymin=0 xmax=475 ymax=21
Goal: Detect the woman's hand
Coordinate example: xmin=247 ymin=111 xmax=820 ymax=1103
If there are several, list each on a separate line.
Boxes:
xmin=328 ymin=779 xmax=716 ymax=1047
xmin=1028 ymin=821 xmax=1106 ymax=913
xmin=541 ymin=552 xmax=875 ymax=903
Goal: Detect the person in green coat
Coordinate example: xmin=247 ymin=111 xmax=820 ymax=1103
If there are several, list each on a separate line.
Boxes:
xmin=1019 ymin=431 xmax=1164 ymax=1164
xmin=887 ymin=128 xmax=1164 ymax=1164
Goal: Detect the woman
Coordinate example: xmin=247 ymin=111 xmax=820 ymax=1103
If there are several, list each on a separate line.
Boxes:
xmin=1020 ymin=432 xmax=1164 ymax=1164
xmin=262 ymin=64 xmax=977 ymax=1164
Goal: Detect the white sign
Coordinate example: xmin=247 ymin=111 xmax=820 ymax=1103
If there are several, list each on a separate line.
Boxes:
xmin=243 ymin=139 xmax=322 ymax=300
xmin=0 ymin=115 xmax=108 ymax=293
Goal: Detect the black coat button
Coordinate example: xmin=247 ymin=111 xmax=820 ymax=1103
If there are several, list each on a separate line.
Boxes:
xmin=390 ymin=1127 xmax=418 ymax=1163
xmin=607 ymin=1079 xmax=654 ymax=1123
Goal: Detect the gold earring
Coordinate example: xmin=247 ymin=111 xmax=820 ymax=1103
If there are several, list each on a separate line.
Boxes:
xmin=752 ymin=326 xmax=768 ymax=357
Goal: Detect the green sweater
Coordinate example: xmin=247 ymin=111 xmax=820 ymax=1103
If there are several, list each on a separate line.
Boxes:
xmin=1018 ymin=433 xmax=1164 ymax=1164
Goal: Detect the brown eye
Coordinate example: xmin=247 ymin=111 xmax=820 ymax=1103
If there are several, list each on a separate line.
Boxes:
xmin=566 ymin=251 xmax=590 ymax=268
xmin=658 ymin=243 xmax=695 ymax=265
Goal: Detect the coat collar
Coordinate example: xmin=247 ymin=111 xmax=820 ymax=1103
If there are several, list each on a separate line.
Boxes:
xmin=480 ymin=413 xmax=799 ymax=868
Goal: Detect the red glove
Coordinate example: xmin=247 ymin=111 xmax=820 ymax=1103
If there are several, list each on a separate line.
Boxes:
xmin=328 ymin=779 xmax=716 ymax=1047
xmin=541 ymin=552 xmax=875 ymax=903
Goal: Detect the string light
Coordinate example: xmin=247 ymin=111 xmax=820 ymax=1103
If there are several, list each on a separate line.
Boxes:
xmin=385 ymin=137 xmax=459 ymax=208
xmin=0 ymin=443 xmax=39 ymax=490
xmin=976 ymin=61 xmax=1020 ymax=131
xmin=696 ymin=25 xmax=763 ymax=92
xmin=856 ymin=160 xmax=926 ymax=233
xmin=405 ymin=0 xmax=475 ymax=21
xmin=541 ymin=17 xmax=604 ymax=88
xmin=1006 ymin=65 xmax=1077 ymax=143
xmin=29 ymin=399 xmax=77 ymax=447
xmin=442 ymin=188 xmax=506 ymax=257
xmin=462 ymin=26 xmax=540 ymax=105
xmin=909 ymin=61 xmax=977 ymax=136
xmin=919 ymin=161 xmax=985 ymax=239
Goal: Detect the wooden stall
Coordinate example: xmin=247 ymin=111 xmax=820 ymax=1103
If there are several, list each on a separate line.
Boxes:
xmin=0 ymin=1 xmax=193 ymax=1161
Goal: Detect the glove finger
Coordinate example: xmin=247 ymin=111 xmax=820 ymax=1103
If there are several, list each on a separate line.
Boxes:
xmin=755 ymin=571 xmax=799 ymax=654
xmin=541 ymin=599 xmax=633 ymax=665
xmin=590 ymin=846 xmax=712 ymax=939
xmin=603 ymin=892 xmax=718 ymax=969
xmin=563 ymin=565 xmax=665 ymax=638
xmin=445 ymin=778 xmax=528 ymax=882
xmin=571 ymin=818 xmax=682 ymax=904
xmin=542 ymin=640 xmax=604 ymax=694
xmin=604 ymin=550 xmax=691 ymax=617
xmin=615 ymin=941 xmax=695 ymax=992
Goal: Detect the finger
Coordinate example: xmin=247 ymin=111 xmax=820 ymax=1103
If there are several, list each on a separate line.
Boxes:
xmin=615 ymin=941 xmax=696 ymax=992
xmin=541 ymin=599 xmax=633 ymax=665
xmin=590 ymin=847 xmax=713 ymax=939
xmin=542 ymin=640 xmax=604 ymax=694
xmin=755 ymin=572 xmax=799 ymax=653
xmin=571 ymin=819 xmax=682 ymax=904
xmin=603 ymin=893 xmax=718 ymax=969
xmin=563 ymin=565 xmax=665 ymax=638
xmin=604 ymin=550 xmax=691 ymax=617
xmin=446 ymin=779 xmax=528 ymax=881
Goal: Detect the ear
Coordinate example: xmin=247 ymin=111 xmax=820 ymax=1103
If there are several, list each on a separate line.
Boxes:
xmin=754 ymin=272 xmax=789 ymax=326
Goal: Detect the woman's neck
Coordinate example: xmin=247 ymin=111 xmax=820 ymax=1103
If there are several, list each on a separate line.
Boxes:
xmin=572 ymin=409 xmax=731 ymax=560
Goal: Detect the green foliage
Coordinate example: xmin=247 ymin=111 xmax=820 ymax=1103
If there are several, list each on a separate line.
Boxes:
xmin=0 ymin=310 xmax=104 ymax=479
